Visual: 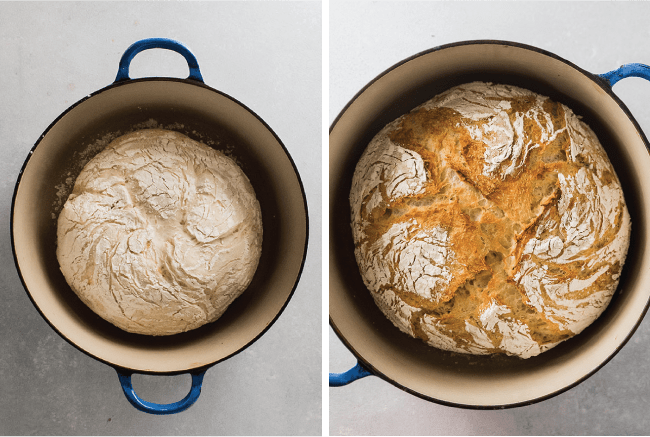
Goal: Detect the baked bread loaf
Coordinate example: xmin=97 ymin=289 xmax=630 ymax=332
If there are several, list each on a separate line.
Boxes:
xmin=57 ymin=129 xmax=262 ymax=335
xmin=350 ymin=82 xmax=631 ymax=358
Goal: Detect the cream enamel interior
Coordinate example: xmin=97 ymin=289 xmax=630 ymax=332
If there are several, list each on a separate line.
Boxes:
xmin=329 ymin=43 xmax=650 ymax=407
xmin=13 ymin=80 xmax=307 ymax=373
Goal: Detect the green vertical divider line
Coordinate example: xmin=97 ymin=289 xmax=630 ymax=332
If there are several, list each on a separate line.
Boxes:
xmin=321 ymin=0 xmax=329 ymax=436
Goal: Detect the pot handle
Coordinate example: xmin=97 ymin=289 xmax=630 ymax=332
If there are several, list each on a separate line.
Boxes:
xmin=598 ymin=63 xmax=650 ymax=87
xmin=114 ymin=37 xmax=204 ymax=83
xmin=329 ymin=361 xmax=373 ymax=387
xmin=116 ymin=369 xmax=206 ymax=415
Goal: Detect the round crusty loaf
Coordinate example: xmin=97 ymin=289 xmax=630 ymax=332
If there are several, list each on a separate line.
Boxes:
xmin=350 ymin=82 xmax=631 ymax=358
xmin=57 ymin=129 xmax=263 ymax=335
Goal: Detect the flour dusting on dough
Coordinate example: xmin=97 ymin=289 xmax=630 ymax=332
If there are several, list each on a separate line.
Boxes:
xmin=57 ymin=129 xmax=262 ymax=335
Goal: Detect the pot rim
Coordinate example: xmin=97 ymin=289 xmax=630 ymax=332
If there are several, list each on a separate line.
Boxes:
xmin=329 ymin=39 xmax=650 ymax=409
xmin=12 ymin=76 xmax=310 ymax=375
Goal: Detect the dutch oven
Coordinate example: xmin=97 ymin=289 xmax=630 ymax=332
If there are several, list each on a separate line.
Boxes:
xmin=329 ymin=40 xmax=650 ymax=408
xmin=11 ymin=38 xmax=308 ymax=414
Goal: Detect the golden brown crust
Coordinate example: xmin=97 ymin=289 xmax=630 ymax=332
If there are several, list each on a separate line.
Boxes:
xmin=350 ymin=82 xmax=631 ymax=358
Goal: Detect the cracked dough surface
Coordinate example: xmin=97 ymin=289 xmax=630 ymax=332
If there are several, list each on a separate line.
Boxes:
xmin=350 ymin=82 xmax=631 ymax=358
xmin=57 ymin=129 xmax=263 ymax=335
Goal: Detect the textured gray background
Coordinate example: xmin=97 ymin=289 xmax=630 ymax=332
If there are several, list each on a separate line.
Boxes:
xmin=330 ymin=1 xmax=650 ymax=435
xmin=0 ymin=1 xmax=321 ymax=435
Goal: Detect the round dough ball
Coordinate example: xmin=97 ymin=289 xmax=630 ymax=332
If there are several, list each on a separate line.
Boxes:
xmin=57 ymin=129 xmax=263 ymax=335
xmin=350 ymin=82 xmax=631 ymax=358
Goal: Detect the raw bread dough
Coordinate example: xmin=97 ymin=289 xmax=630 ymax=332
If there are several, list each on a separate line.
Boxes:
xmin=57 ymin=129 xmax=263 ymax=335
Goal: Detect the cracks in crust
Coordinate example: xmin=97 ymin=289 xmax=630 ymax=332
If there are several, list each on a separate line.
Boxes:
xmin=510 ymin=187 xmax=563 ymax=280
xmin=351 ymin=82 xmax=630 ymax=358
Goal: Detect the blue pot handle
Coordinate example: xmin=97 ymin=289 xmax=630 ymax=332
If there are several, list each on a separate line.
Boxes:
xmin=116 ymin=369 xmax=206 ymax=415
xmin=598 ymin=63 xmax=650 ymax=87
xmin=114 ymin=37 xmax=204 ymax=83
xmin=329 ymin=361 xmax=373 ymax=387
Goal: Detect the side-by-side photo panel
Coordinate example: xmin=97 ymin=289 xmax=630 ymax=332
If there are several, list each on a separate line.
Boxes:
xmin=329 ymin=1 xmax=650 ymax=435
xmin=1 ymin=1 xmax=321 ymax=435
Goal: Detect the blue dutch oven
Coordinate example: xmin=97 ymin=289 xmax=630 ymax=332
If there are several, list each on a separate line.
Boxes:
xmin=11 ymin=38 xmax=308 ymax=415
xmin=329 ymin=40 xmax=650 ymax=408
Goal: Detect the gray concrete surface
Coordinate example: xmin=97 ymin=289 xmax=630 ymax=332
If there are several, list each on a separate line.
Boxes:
xmin=329 ymin=1 xmax=650 ymax=435
xmin=0 ymin=2 xmax=321 ymax=435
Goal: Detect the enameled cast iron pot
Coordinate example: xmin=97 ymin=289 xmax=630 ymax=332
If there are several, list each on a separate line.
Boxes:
xmin=329 ymin=40 xmax=650 ymax=408
xmin=11 ymin=38 xmax=308 ymax=415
